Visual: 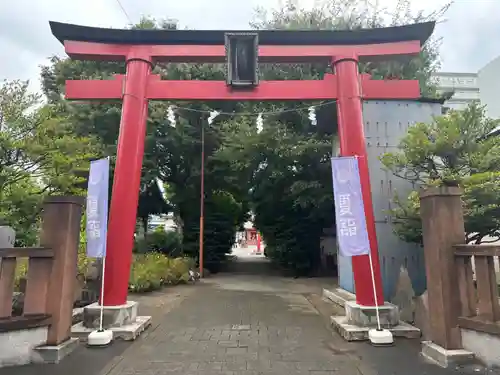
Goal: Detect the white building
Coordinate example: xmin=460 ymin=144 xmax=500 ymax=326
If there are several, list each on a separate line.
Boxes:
xmin=432 ymin=55 xmax=500 ymax=119
xmin=149 ymin=213 xmax=177 ymax=232
xmin=477 ymin=57 xmax=500 ymax=119
xmin=431 ymin=72 xmax=480 ymax=111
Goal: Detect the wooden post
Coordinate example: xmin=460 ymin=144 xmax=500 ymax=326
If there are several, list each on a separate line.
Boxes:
xmin=420 ymin=186 xmax=464 ymax=349
xmin=0 ymin=258 xmax=16 ymax=318
xmin=40 ymin=196 xmax=84 ymax=346
xmin=0 ymin=226 xmax=16 ymax=318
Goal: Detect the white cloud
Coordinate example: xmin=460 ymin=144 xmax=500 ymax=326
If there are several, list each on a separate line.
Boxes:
xmin=1 ymin=0 xmax=499 ymax=93
xmin=0 ymin=0 xmax=125 ymax=90
xmin=434 ymin=1 xmax=500 ymax=72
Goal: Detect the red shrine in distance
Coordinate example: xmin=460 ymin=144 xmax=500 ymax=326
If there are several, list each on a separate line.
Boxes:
xmin=50 ymin=21 xmax=435 ymax=307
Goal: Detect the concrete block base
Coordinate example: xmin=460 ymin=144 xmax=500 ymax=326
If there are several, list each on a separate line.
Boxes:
xmin=33 ymin=337 xmax=79 ymax=364
xmin=0 ymin=326 xmax=48 ymax=367
xmin=72 ymin=315 xmax=151 ymax=341
xmin=331 ymin=316 xmax=421 ymax=341
xmin=421 ymin=341 xmax=475 ymax=368
xmin=461 ymin=328 xmax=500 ymax=368
xmin=83 ymin=301 xmax=138 ymax=329
xmin=345 ymin=300 xmax=400 ymax=328
xmin=322 ymin=288 xmax=355 ymax=308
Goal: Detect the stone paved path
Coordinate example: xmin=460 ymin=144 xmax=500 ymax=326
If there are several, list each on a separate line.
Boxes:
xmin=105 ymin=281 xmax=362 ymax=375
xmin=1 ymin=254 xmax=498 ymax=375
xmin=99 ymin=264 xmax=498 ymax=375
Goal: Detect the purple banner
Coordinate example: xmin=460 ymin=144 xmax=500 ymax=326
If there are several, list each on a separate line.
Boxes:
xmin=331 ymin=156 xmax=370 ymax=257
xmin=86 ymin=158 xmax=110 ymax=258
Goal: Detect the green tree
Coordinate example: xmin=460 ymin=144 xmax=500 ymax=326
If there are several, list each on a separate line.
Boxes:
xmin=381 ymin=102 xmax=500 ymax=186
xmin=381 ymin=102 xmax=500 ymax=245
xmin=212 ymin=0 xmax=448 ymax=275
xmin=40 ymin=18 xmax=249 ymax=271
xmin=252 ymin=0 xmax=449 ymax=96
xmin=39 ymin=0 xmax=448 ymax=274
xmin=216 ymin=117 xmax=334 ymax=275
xmin=0 ymin=80 xmax=100 ymax=245
xmin=0 ymin=179 xmax=43 ymax=246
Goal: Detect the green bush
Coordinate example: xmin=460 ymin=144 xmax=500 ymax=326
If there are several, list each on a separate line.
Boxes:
xmin=15 ymin=216 xmax=192 ymax=295
xmin=15 ymin=215 xmax=91 ymax=291
xmin=78 ymin=215 xmax=93 ymax=277
xmin=129 ymin=253 xmax=193 ymax=293
xmin=135 ymin=228 xmax=183 ymax=257
xmin=182 ymin=191 xmax=244 ymax=273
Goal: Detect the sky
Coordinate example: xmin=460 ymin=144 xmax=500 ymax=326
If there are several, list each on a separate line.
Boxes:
xmin=1 ymin=0 xmax=500 ymax=94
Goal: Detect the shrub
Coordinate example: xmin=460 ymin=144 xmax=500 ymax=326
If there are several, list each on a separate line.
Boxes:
xmin=14 ymin=259 xmax=28 ymax=291
xmin=14 ymin=222 xmax=192 ymax=295
xmin=78 ymin=217 xmax=93 ymax=277
xmin=129 ymin=253 xmax=193 ymax=293
xmin=14 ymin=221 xmax=92 ymax=291
xmin=135 ymin=228 xmax=183 ymax=257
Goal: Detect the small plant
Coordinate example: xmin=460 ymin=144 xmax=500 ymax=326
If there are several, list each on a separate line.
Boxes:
xmin=14 ymin=259 xmax=28 ymax=291
xmin=135 ymin=227 xmax=183 ymax=257
xmin=14 ymin=219 xmax=192 ymax=295
xmin=128 ymin=252 xmax=193 ymax=293
xmin=78 ymin=217 xmax=93 ymax=277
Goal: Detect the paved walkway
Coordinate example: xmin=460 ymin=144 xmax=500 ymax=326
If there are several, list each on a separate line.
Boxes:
xmin=106 ymin=279 xmax=355 ymax=375
xmin=1 ymin=254 xmax=497 ymax=375
xmin=102 ymin=268 xmax=496 ymax=375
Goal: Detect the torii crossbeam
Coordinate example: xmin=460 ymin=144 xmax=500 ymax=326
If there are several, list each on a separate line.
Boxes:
xmin=50 ymin=21 xmax=435 ymax=307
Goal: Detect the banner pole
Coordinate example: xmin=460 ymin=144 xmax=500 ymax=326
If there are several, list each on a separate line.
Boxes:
xmin=99 ymin=256 xmax=106 ymax=331
xmin=368 ymin=251 xmax=382 ymax=331
xmin=86 ymin=157 xmax=113 ymax=346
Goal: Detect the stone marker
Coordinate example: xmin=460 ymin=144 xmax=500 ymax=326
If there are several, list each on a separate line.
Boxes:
xmin=0 ymin=226 xmax=15 ymax=248
xmin=414 ymin=290 xmax=430 ymax=340
xmin=390 ymin=266 xmax=415 ymax=323
xmin=0 ymin=227 xmax=23 ymax=321
xmin=0 ymin=226 xmax=15 ymax=299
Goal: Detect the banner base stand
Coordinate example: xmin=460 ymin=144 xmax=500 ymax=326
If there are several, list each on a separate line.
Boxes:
xmin=346 ymin=301 xmax=399 ymax=326
xmin=368 ymin=328 xmax=394 ymax=346
xmin=72 ymin=301 xmax=151 ymax=341
xmin=87 ymin=329 xmax=113 ymax=346
xmin=331 ymin=315 xmax=420 ymax=341
xmin=329 ymin=300 xmax=420 ymax=342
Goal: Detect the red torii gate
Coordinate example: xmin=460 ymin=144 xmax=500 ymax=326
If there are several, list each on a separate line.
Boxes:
xmin=50 ymin=21 xmax=435 ymax=307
